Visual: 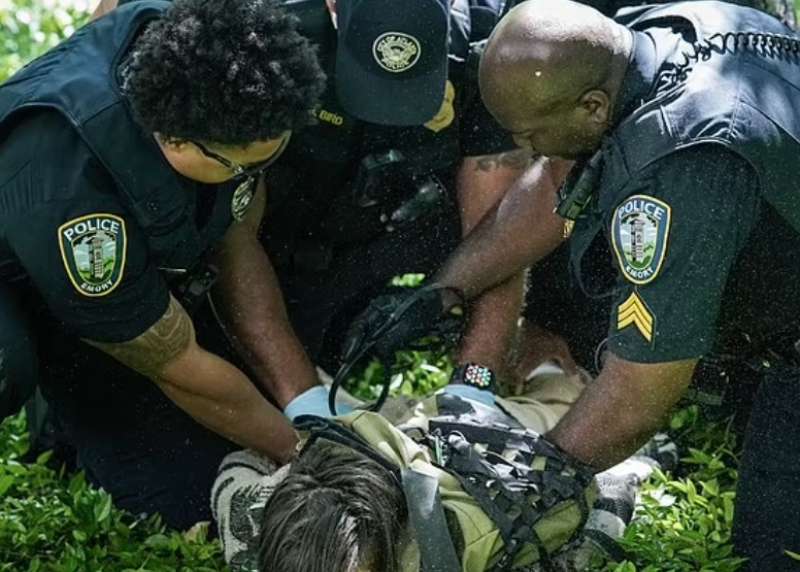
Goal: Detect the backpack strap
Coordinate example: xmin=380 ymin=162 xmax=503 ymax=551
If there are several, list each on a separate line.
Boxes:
xmin=402 ymin=468 xmax=463 ymax=572
xmin=429 ymin=420 xmax=595 ymax=571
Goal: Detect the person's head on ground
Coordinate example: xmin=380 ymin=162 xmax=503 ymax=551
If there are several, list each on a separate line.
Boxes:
xmin=258 ymin=439 xmax=408 ymax=572
xmin=479 ymin=0 xmax=632 ymax=159
xmin=125 ymin=0 xmax=326 ymax=183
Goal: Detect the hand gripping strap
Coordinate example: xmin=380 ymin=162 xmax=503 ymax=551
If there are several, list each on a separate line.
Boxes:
xmin=329 ymin=284 xmax=466 ymax=415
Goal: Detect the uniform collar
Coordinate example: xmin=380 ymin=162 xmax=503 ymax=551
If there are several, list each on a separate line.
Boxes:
xmin=612 ymin=30 xmax=659 ymax=125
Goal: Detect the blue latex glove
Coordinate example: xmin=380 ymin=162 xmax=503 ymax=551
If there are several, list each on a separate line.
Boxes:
xmin=441 ymin=384 xmax=496 ymax=407
xmin=284 ymin=385 xmax=354 ymax=421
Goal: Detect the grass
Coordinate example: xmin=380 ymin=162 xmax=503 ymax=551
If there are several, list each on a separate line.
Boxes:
xmin=0 ymin=413 xmax=227 ymax=571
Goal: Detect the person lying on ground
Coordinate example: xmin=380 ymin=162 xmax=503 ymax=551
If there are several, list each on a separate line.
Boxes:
xmin=212 ymin=363 xmax=677 ymax=572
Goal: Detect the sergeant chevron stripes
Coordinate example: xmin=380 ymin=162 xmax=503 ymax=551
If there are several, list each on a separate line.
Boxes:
xmin=617 ymin=292 xmax=654 ymax=343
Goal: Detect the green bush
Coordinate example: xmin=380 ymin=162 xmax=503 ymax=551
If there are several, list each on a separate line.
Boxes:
xmin=0 ymin=413 xmax=228 ymax=571
xmin=0 ymin=0 xmax=89 ymax=82
xmin=605 ymin=407 xmax=745 ymax=572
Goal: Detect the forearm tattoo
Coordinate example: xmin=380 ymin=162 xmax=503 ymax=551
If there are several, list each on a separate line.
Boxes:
xmin=86 ymin=294 xmax=195 ymax=378
xmin=474 ymin=149 xmax=535 ymax=172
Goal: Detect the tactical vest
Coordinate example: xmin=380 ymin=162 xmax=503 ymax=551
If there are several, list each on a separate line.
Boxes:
xmin=569 ymin=0 xmax=800 ymax=295
xmin=296 ymin=401 xmax=596 ymax=572
xmin=0 ymin=0 xmax=237 ymax=275
xmin=263 ymin=0 xmax=509 ymax=273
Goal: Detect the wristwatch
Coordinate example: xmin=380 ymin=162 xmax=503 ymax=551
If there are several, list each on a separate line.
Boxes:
xmin=451 ymin=363 xmax=497 ymax=393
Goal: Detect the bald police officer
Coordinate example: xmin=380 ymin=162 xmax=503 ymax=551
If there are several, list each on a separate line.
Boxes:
xmin=351 ymin=0 xmax=800 ymax=568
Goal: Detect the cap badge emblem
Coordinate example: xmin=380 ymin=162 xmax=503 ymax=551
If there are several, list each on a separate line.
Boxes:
xmin=372 ymin=32 xmax=421 ymax=73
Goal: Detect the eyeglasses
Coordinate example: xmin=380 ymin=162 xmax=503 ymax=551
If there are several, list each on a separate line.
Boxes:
xmin=191 ymin=133 xmax=291 ymax=187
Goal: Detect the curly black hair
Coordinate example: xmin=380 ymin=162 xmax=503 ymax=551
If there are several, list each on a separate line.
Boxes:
xmin=126 ymin=0 xmax=326 ymax=145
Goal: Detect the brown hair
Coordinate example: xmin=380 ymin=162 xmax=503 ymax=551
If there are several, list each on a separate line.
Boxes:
xmin=258 ymin=439 xmax=408 ymax=572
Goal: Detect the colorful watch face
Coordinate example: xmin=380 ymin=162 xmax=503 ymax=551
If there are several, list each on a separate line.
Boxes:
xmin=461 ymin=364 xmax=494 ymax=389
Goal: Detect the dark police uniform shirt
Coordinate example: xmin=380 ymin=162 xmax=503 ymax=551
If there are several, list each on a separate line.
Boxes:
xmin=594 ymin=31 xmax=800 ymax=363
xmin=0 ymin=110 xmax=239 ymax=343
xmin=260 ymin=0 xmax=516 ymax=264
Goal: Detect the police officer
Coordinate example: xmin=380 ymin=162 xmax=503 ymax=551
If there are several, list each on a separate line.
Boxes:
xmin=0 ymin=0 xmax=326 ymax=528
xmin=350 ymin=0 xmax=800 ymax=568
xmin=257 ymin=0 xmax=797 ymax=419
xmin=270 ymin=0 xmax=553 ymax=419
xmin=99 ymin=0 xmax=530 ymax=416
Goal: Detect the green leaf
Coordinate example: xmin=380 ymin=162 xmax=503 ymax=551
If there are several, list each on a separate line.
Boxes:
xmin=94 ymin=494 xmax=112 ymax=524
xmin=0 ymin=475 xmax=15 ymax=496
xmin=144 ymin=534 xmax=172 ymax=550
xmin=785 ymin=549 xmax=800 ymax=561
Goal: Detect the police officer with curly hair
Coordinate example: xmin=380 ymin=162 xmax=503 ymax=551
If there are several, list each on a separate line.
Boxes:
xmin=100 ymin=0 xmax=535 ymax=418
xmin=0 ymin=0 xmax=326 ymax=527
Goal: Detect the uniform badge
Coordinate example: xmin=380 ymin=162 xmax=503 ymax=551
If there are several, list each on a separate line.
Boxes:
xmin=231 ymin=180 xmax=255 ymax=222
xmin=58 ymin=213 xmax=127 ymax=297
xmin=617 ymin=291 xmax=655 ymax=343
xmin=424 ymin=80 xmax=455 ymax=133
xmin=372 ymin=32 xmax=421 ymax=73
xmin=611 ymin=194 xmax=671 ymax=285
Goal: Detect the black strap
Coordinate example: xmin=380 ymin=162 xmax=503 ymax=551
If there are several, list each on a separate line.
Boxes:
xmin=402 ymin=468 xmax=462 ymax=572
xmin=294 ymin=415 xmax=403 ymax=483
xmin=582 ymin=529 xmax=629 ymax=563
xmin=428 ymin=421 xmax=595 ymax=571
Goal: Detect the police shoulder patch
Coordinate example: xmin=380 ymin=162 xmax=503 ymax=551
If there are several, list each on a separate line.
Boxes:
xmin=611 ymin=194 xmax=671 ymax=285
xmin=58 ymin=213 xmax=127 ymax=297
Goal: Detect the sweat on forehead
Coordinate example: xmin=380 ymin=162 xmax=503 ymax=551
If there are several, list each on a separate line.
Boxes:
xmin=479 ymin=0 xmax=617 ymax=106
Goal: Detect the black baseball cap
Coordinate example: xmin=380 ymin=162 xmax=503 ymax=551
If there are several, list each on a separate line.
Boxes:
xmin=335 ymin=0 xmax=451 ymax=126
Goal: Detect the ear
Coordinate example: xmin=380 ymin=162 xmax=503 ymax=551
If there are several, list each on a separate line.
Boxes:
xmin=153 ymin=132 xmax=189 ymax=153
xmin=579 ymin=89 xmax=611 ymax=125
xmin=153 ymin=133 xmax=200 ymax=180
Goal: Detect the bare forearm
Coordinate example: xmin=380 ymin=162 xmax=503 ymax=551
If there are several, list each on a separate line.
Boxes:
xmin=157 ymin=346 xmax=298 ymax=462
xmin=451 ymin=153 xmax=532 ymax=370
xmin=436 ymin=157 xmax=572 ymax=298
xmin=548 ymin=355 xmax=696 ymax=469
xmin=88 ymin=294 xmax=297 ymax=462
xmin=91 ymin=0 xmax=117 ymax=20
xmin=213 ymin=238 xmax=317 ymax=407
xmin=457 ymin=272 xmax=526 ymax=373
